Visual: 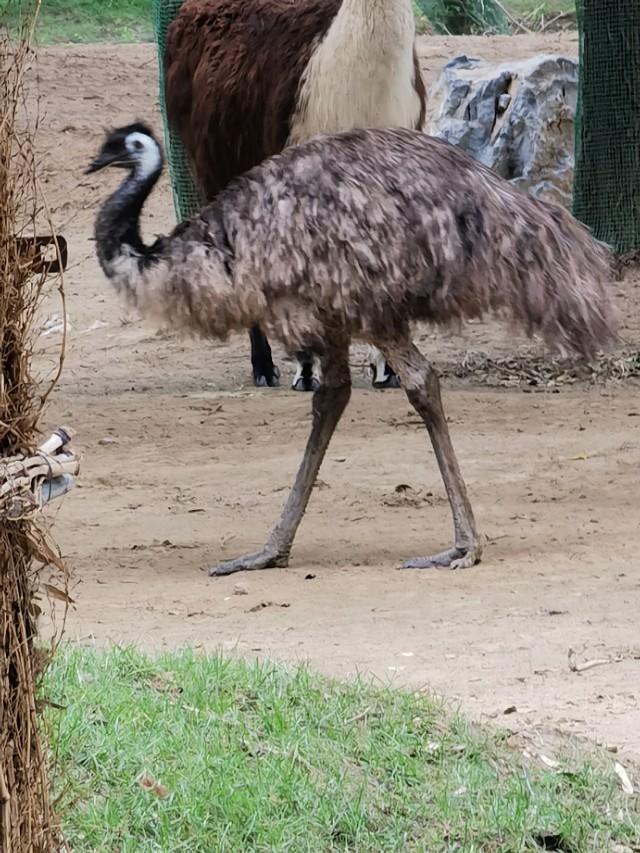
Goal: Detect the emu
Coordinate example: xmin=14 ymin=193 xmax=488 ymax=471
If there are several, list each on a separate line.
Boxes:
xmin=88 ymin=123 xmax=616 ymax=575
xmin=162 ymin=0 xmax=426 ymax=391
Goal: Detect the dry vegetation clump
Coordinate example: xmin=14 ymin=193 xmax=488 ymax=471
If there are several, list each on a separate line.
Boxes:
xmin=1 ymin=6 xmax=67 ymax=850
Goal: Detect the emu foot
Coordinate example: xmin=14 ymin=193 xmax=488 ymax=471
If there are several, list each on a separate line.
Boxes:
xmin=292 ymin=375 xmax=321 ymax=393
xmin=370 ymin=364 xmax=401 ymax=390
xmin=402 ymin=543 xmax=481 ymax=571
xmin=208 ymin=547 xmax=289 ymax=577
xmin=253 ymin=365 xmax=280 ymax=388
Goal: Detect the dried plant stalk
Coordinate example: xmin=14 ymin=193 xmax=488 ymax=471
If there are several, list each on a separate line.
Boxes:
xmin=1 ymin=4 xmax=66 ymax=851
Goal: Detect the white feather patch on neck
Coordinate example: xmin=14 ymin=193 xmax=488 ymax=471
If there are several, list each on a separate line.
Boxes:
xmin=126 ymin=131 xmax=162 ymax=181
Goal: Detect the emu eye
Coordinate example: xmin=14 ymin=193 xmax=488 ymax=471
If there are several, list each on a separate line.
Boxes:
xmin=133 ymin=139 xmax=144 ymax=151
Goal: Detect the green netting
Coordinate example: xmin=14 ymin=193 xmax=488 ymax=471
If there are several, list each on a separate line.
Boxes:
xmin=573 ymin=0 xmax=640 ymax=254
xmin=152 ymin=0 xmax=201 ymax=223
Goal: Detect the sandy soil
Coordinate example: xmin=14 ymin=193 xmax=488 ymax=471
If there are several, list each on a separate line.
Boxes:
xmin=29 ymin=34 xmax=640 ymax=761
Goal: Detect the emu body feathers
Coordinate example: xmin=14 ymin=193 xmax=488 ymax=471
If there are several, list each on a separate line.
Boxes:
xmin=92 ymin=122 xmax=617 ymax=574
xmin=163 ymin=0 xmax=426 ymax=389
xmin=99 ymin=127 xmax=616 ymax=361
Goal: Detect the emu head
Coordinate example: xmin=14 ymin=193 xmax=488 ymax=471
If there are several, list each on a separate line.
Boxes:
xmin=86 ymin=122 xmax=163 ymax=180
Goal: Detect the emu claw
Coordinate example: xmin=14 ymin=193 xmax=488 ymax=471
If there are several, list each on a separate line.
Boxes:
xmin=208 ymin=548 xmax=288 ymax=577
xmin=253 ymin=366 xmax=280 ymax=388
xmin=402 ymin=545 xmax=481 ymax=571
xmin=292 ymin=375 xmax=321 ymax=393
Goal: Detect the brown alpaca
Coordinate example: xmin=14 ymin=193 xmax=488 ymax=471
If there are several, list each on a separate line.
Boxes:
xmin=88 ymin=123 xmax=617 ymax=575
xmin=163 ymin=0 xmax=426 ymax=391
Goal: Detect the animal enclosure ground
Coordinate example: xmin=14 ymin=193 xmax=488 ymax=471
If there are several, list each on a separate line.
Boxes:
xmin=34 ymin=36 xmax=640 ymax=765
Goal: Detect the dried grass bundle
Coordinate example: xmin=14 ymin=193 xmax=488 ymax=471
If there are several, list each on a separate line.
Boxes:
xmin=1 ymin=4 xmax=67 ymax=850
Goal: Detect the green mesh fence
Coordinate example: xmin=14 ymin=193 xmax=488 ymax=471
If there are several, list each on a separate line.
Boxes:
xmin=573 ymin=0 xmax=640 ymax=254
xmin=152 ymin=0 xmax=201 ymax=223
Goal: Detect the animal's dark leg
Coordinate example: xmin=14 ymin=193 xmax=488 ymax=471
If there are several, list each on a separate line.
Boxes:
xmin=369 ymin=346 xmax=400 ymax=389
xmin=209 ymin=338 xmax=351 ymax=576
xmin=291 ymin=349 xmax=321 ymax=392
xmin=384 ymin=341 xmax=481 ymax=570
xmin=250 ymin=326 xmax=280 ymax=387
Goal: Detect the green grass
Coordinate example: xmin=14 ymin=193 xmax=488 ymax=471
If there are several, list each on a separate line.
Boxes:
xmin=4 ymin=0 xmax=577 ymax=43
xmin=6 ymin=0 xmax=153 ymax=44
xmin=45 ymin=645 xmax=639 ymax=852
xmin=507 ymin=0 xmax=575 ymax=18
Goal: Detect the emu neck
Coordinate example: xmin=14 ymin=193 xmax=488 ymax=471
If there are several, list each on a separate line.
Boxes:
xmin=95 ymin=168 xmax=160 ymax=270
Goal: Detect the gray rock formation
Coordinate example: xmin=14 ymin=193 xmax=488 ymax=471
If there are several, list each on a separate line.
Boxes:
xmin=431 ymin=54 xmax=577 ymax=207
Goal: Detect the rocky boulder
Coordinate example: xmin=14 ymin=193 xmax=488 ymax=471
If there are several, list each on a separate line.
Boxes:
xmin=431 ymin=54 xmax=578 ymax=207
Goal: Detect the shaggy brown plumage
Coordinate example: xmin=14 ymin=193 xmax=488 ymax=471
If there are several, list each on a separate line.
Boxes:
xmin=163 ymin=0 xmax=426 ymax=390
xmin=89 ymin=123 xmax=617 ymax=575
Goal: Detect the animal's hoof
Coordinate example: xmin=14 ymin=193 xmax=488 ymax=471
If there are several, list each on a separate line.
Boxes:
xmin=253 ymin=366 xmax=280 ymax=388
xmin=370 ymin=366 xmax=401 ymax=389
xmin=402 ymin=545 xmax=481 ymax=571
xmin=208 ymin=548 xmax=287 ymax=577
xmin=291 ymin=375 xmax=321 ymax=393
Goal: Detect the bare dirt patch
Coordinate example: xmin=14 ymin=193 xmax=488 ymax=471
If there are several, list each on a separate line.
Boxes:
xmin=32 ymin=35 xmax=640 ymax=760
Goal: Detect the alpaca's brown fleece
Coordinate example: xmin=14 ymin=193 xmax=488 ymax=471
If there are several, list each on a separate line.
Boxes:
xmin=163 ymin=0 xmax=426 ymax=200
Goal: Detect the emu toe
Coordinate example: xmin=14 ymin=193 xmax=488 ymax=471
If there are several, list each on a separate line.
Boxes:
xmin=209 ymin=547 xmax=288 ymax=576
xmin=402 ymin=544 xmax=481 ymax=571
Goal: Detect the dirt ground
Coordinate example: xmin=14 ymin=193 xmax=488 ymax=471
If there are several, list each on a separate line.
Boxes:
xmin=30 ymin=34 xmax=640 ymax=761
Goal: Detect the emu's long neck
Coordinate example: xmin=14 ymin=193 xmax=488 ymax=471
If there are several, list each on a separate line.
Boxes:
xmin=94 ymin=163 xmax=241 ymax=342
xmin=94 ymin=167 xmax=161 ymax=277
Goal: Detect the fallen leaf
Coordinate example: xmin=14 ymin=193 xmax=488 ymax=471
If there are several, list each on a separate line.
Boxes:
xmin=248 ymin=601 xmax=290 ymax=613
xmin=614 ymin=762 xmax=634 ymax=795
xmin=149 ymin=674 xmax=183 ymax=697
xmin=43 ymin=584 xmax=75 ymax=605
xmin=137 ymin=772 xmax=169 ymax=798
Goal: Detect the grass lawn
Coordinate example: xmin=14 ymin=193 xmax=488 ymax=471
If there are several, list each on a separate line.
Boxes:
xmin=45 ymin=646 xmax=639 ymax=852
xmin=6 ymin=0 xmax=578 ymax=43
xmin=7 ymin=0 xmax=153 ymax=43
xmin=507 ymin=0 xmax=575 ymax=19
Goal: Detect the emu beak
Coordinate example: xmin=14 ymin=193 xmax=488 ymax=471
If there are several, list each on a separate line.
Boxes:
xmin=85 ymin=151 xmax=125 ymax=175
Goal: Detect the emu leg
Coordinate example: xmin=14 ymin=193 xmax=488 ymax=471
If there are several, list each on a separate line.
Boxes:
xmin=209 ymin=341 xmax=351 ymax=576
xmin=250 ymin=326 xmax=280 ymax=387
xmin=384 ymin=341 xmax=481 ymax=570
xmin=291 ymin=349 xmax=321 ymax=393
